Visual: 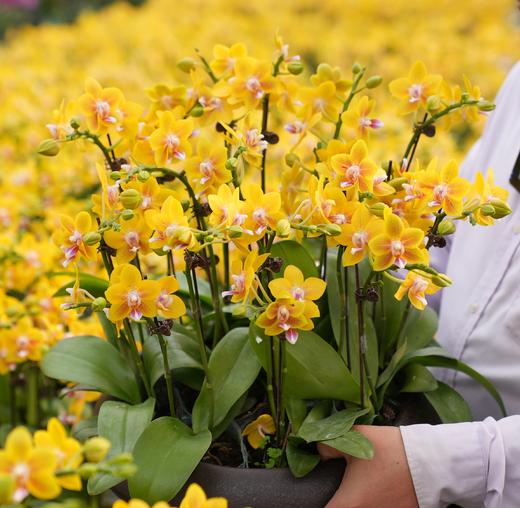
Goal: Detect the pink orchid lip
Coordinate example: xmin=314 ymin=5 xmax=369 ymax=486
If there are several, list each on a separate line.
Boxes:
xmin=285 ymin=328 xmax=299 ymax=344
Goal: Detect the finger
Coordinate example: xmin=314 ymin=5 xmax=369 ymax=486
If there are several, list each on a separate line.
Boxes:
xmin=317 ymin=442 xmax=345 ymax=461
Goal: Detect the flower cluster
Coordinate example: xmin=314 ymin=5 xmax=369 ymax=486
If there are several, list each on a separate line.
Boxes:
xmin=0 ymin=420 xmax=132 ymax=505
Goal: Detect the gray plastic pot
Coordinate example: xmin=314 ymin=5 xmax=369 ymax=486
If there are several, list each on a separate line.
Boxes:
xmin=113 ymin=394 xmax=439 ymax=507
xmin=113 ymin=458 xmax=345 ymax=508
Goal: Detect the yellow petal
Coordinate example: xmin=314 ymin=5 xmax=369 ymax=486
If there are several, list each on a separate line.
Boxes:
xmin=5 ymin=427 xmax=32 ymax=462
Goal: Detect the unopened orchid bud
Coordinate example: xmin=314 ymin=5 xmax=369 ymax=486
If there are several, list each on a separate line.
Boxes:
xmin=437 ymin=219 xmax=456 ymax=236
xmin=110 ymin=171 xmax=121 ymax=181
xmin=225 ymin=157 xmax=238 ymax=170
xmin=276 ymin=219 xmax=291 ymax=238
xmin=321 ymin=223 xmax=342 ymax=236
xmin=477 ymin=100 xmax=495 ymax=112
xmin=180 ymin=199 xmax=191 ymax=212
xmin=369 ymin=203 xmax=386 ymax=218
xmin=285 ymin=153 xmax=300 ymax=167
xmin=177 ymin=57 xmax=196 ymax=73
xmin=70 ymin=117 xmax=81 ymax=129
xmin=121 ymin=209 xmax=135 ymax=221
xmin=83 ymin=232 xmax=101 ymax=246
xmin=426 ymin=95 xmax=441 ymax=112
xmin=480 ymin=204 xmax=495 ymax=216
xmin=488 ymin=198 xmax=512 ymax=219
xmin=228 ymin=226 xmax=243 ymax=238
xmin=287 ymin=61 xmax=304 ymax=75
xmin=366 ymin=76 xmax=383 ymax=89
xmin=137 ymin=170 xmax=150 ymax=182
xmin=351 ymin=62 xmax=362 ymax=75
xmin=431 ymin=273 xmax=453 ymax=287
xmin=189 ymin=104 xmax=204 ymax=117
xmin=92 ymin=297 xmax=107 ymax=312
xmin=83 ymin=436 xmax=111 ymax=463
xmin=38 ymin=139 xmax=60 ymax=156
xmin=114 ymin=463 xmax=138 ymax=478
xmin=389 ymin=177 xmax=407 ymax=190
xmin=119 ymin=189 xmax=141 ymax=209
xmin=78 ymin=463 xmax=98 ymax=479
xmin=107 ymin=452 xmax=133 ymax=465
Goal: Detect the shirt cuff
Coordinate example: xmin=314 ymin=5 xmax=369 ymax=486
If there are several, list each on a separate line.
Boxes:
xmin=400 ymin=422 xmax=489 ymax=508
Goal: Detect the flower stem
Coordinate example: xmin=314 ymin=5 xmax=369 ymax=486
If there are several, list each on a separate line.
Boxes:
xmin=260 ymin=94 xmax=270 ymax=193
xmin=25 ymin=363 xmax=39 ymax=428
xmin=337 ymin=247 xmax=348 ymax=365
xmin=123 ymin=319 xmax=152 ymax=399
xmin=147 ymin=318 xmax=175 ymax=416
xmin=354 ymin=265 xmax=365 ymax=409
xmin=185 ymin=267 xmax=214 ymax=426
xmin=333 ymin=68 xmax=366 ymax=140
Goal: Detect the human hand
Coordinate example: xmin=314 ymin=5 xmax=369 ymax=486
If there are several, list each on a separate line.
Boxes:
xmin=318 ymin=425 xmax=419 ymax=508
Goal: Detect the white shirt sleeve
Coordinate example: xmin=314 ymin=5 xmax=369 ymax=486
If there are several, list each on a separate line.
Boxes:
xmin=400 ymin=416 xmax=520 ymax=507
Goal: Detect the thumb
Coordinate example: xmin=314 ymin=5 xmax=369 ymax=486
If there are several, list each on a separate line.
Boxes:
xmin=317 ymin=442 xmax=346 ymax=461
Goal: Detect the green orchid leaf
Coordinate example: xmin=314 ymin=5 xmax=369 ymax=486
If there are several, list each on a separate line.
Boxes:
xmin=41 ymin=336 xmax=141 ymax=404
xmin=400 ymin=363 xmax=438 ymax=393
xmin=286 ymin=437 xmax=320 ymax=478
xmin=424 ymin=382 xmax=473 ymax=423
xmin=53 ymin=273 xmax=108 ymax=298
xmin=192 ymin=327 xmax=261 ymax=431
xmin=88 ymin=398 xmax=155 ymax=495
xmin=323 ymin=430 xmax=374 ymax=460
xmin=298 ymin=408 xmax=369 ymax=443
xmin=270 ymin=240 xmax=319 ymax=279
xmin=128 ymin=417 xmax=211 ymax=503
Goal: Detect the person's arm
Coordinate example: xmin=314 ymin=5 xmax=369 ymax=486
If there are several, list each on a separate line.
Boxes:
xmin=401 ymin=416 xmax=520 ymax=507
xmin=319 ymin=418 xmax=520 ymax=508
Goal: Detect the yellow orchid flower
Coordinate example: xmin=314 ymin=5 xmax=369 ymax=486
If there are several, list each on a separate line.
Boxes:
xmin=389 ymin=61 xmax=442 ymax=114
xmin=329 ymin=139 xmax=377 ymax=194
xmin=297 ymin=80 xmax=342 ymax=122
xmin=104 ymin=216 xmax=153 ymax=264
xmin=417 ymin=159 xmax=470 ymax=216
xmin=207 ymin=184 xmax=247 ymax=231
xmin=242 ymin=414 xmax=276 ymax=449
xmin=368 ymin=207 xmax=426 ymax=271
xmin=184 ymin=139 xmax=231 ymax=196
xmin=0 ymin=427 xmax=60 ymax=502
xmin=149 ymin=110 xmax=194 ymax=166
xmin=337 ymin=205 xmax=384 ymax=266
xmin=77 ymin=78 xmax=125 ymax=135
xmin=178 ymin=483 xmax=228 ymax=508
xmin=52 ymin=211 xmax=99 ymax=267
xmin=145 ymin=196 xmax=198 ymax=252
xmin=395 ymin=271 xmax=441 ymax=310
xmin=113 ymin=500 xmax=170 ymax=508
xmin=123 ymin=176 xmax=174 ymax=212
xmin=210 ymin=42 xmax=248 ymax=77
xmin=256 ymin=298 xmax=314 ymax=344
xmin=241 ymin=183 xmax=283 ymax=239
xmin=221 ymin=249 xmax=269 ymax=305
xmin=156 ymin=276 xmax=187 ymax=319
xmin=33 ymin=418 xmax=83 ymax=491
xmin=105 ymin=264 xmax=160 ymax=322
xmin=341 ymin=95 xmax=383 ymax=139
xmin=469 ymin=169 xmax=510 ymax=226
xmin=269 ymin=265 xmax=326 ymax=303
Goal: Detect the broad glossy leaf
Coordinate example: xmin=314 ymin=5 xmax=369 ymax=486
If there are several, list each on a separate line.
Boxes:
xmin=270 ymin=240 xmax=319 ymax=279
xmin=142 ymin=330 xmax=202 ymax=387
xmin=424 ymin=382 xmax=473 ymax=423
xmin=73 ymin=417 xmax=98 ymax=441
xmin=323 ymin=430 xmax=374 ymax=460
xmin=175 ymin=271 xmax=212 ymax=305
xmin=53 ymin=273 xmax=108 ymax=298
xmin=284 ymin=331 xmax=359 ymax=402
xmin=286 ymin=398 xmax=308 ymax=434
xmin=192 ymin=327 xmax=261 ymax=430
xmin=298 ymin=408 xmax=369 ymax=442
xmin=88 ymin=398 xmax=155 ymax=495
xmin=129 ymin=417 xmax=211 ymax=503
xmin=400 ymin=363 xmax=438 ymax=393
xmin=41 ymin=336 xmax=141 ymax=404
xmin=286 ymin=437 xmax=320 ymax=478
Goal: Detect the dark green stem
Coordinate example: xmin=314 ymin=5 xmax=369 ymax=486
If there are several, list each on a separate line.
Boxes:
xmin=354 ymin=265 xmax=365 ymax=409
xmin=333 ymin=69 xmax=366 ymax=140
xmin=123 ymin=319 xmax=152 ymax=399
xmin=25 ymin=363 xmax=39 ymax=428
xmin=260 ymin=94 xmax=270 ymax=193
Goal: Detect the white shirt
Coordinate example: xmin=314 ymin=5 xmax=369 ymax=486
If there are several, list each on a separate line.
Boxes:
xmin=401 ymin=62 xmax=520 ymax=508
